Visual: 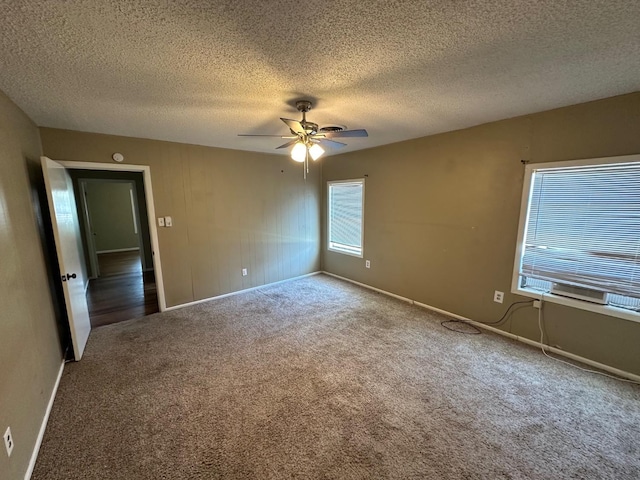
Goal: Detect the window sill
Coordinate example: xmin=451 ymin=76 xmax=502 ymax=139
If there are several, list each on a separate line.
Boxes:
xmin=327 ymin=246 xmax=363 ymax=258
xmin=513 ymin=287 xmax=640 ymax=324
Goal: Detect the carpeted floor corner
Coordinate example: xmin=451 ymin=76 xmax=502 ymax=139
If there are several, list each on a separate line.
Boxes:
xmin=33 ymin=275 xmax=640 ymax=479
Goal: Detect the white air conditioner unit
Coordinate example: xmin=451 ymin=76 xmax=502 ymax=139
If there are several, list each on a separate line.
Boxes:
xmin=550 ymin=283 xmax=609 ymax=305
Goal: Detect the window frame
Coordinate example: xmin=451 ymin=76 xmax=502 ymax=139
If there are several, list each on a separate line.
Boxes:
xmin=327 ymin=178 xmax=365 ymax=258
xmin=511 ymin=153 xmax=640 ymax=324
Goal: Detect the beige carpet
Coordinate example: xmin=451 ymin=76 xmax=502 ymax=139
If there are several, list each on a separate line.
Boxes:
xmin=33 ymin=275 xmax=640 ymax=479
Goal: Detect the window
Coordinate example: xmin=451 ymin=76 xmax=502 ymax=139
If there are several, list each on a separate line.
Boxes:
xmin=512 ymin=154 xmax=640 ymax=321
xmin=328 ymin=179 xmax=364 ymax=257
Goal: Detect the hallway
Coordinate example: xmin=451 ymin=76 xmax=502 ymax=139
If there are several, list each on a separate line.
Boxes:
xmin=86 ymin=251 xmax=158 ymax=327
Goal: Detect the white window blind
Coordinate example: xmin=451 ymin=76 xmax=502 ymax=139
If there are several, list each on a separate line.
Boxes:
xmin=328 ymin=180 xmax=364 ymax=256
xmin=521 ymin=163 xmax=640 ymax=298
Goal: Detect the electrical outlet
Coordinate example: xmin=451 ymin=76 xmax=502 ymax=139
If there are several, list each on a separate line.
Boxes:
xmin=365 ymin=260 xmax=371 ymax=268
xmin=242 ymin=268 xmax=248 ymax=277
xmin=493 ymin=290 xmax=504 ymax=303
xmin=4 ymin=426 xmax=13 ymax=457
xmin=157 ymin=217 xmax=165 ymax=227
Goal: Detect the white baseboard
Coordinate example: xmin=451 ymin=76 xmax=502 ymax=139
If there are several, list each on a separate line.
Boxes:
xmin=322 ymin=271 xmax=640 ymax=383
xmin=96 ymin=247 xmax=140 ymax=254
xmin=24 ymin=360 xmax=65 ymax=480
xmin=322 ymin=272 xmax=414 ymax=304
xmin=164 ymin=271 xmax=322 ymax=312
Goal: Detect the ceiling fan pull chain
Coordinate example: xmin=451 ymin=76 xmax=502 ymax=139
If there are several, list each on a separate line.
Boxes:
xmin=303 ymin=150 xmax=308 ymax=180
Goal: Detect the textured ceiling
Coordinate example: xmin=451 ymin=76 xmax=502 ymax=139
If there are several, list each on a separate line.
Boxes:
xmin=1 ymin=1 xmax=639 ymax=156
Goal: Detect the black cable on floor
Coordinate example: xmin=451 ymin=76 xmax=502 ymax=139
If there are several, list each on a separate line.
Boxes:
xmin=441 ymin=300 xmax=535 ymax=334
xmin=480 ymin=300 xmax=535 ymax=325
xmin=441 ymin=320 xmax=481 ymax=334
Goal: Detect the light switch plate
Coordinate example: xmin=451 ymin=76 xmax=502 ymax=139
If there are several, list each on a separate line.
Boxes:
xmin=164 ymin=216 xmax=172 ymax=227
xmin=157 ymin=217 xmax=165 ymax=227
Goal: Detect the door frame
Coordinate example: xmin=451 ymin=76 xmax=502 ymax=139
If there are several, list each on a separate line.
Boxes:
xmin=78 ymin=179 xmax=100 ymax=279
xmin=58 ymin=161 xmax=167 ymax=311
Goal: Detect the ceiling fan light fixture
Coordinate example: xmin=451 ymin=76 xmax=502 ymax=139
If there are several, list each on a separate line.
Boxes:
xmin=309 ymin=143 xmax=324 ymax=161
xmin=291 ymin=142 xmax=306 ymax=162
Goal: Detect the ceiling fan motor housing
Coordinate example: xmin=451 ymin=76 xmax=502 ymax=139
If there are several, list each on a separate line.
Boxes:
xmin=301 ymin=121 xmax=318 ymax=135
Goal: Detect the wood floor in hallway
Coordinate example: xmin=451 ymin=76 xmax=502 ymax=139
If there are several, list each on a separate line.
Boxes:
xmin=87 ymin=251 xmax=159 ymax=327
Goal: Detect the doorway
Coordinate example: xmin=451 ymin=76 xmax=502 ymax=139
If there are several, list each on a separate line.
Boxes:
xmin=63 ymin=162 xmax=166 ymax=328
xmin=78 ymin=178 xmax=148 ymax=277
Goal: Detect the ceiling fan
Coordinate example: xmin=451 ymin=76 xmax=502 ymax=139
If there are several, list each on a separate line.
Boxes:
xmin=239 ymin=100 xmax=368 ymax=178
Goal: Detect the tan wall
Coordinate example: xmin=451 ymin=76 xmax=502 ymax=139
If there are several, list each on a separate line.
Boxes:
xmin=40 ymin=129 xmax=322 ymax=307
xmin=322 ymin=92 xmax=640 ymax=375
xmin=0 ymin=92 xmax=64 ymax=478
xmin=84 ymin=181 xmax=140 ymax=252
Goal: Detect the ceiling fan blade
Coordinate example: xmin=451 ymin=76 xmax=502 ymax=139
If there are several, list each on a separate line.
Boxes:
xmin=238 ymin=134 xmax=296 ymax=138
xmin=276 ymin=139 xmax=299 ymax=149
xmin=280 ymin=118 xmax=305 ymax=134
xmin=318 ymin=138 xmax=347 ymax=149
xmin=317 ymin=129 xmax=368 ymax=138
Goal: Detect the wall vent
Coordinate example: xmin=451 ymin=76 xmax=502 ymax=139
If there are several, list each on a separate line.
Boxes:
xmin=550 ymin=283 xmax=609 ymax=305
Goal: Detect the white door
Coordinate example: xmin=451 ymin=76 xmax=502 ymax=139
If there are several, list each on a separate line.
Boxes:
xmin=41 ymin=157 xmax=91 ymax=360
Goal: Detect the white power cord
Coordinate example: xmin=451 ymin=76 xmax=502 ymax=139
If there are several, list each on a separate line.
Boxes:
xmin=537 ymin=293 xmax=640 ymax=385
